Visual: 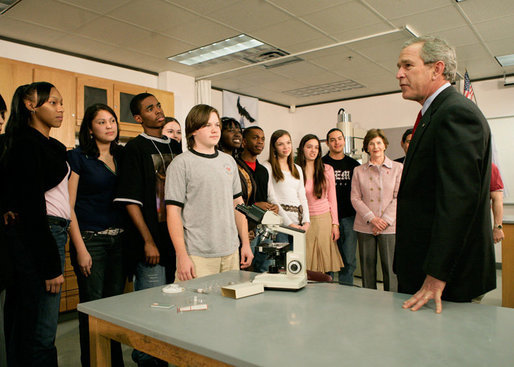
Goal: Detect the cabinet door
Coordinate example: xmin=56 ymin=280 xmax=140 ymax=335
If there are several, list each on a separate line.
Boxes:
xmin=34 ymin=67 xmax=77 ymax=148
xmin=0 ymin=57 xmax=33 ymax=130
xmin=76 ymin=75 xmax=114 ymax=126
xmin=114 ymin=82 xmax=146 ymax=137
xmin=148 ymin=88 xmax=174 ymax=118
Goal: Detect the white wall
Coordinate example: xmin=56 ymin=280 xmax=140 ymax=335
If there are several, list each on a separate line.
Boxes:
xmin=211 ymin=89 xmax=294 ymax=161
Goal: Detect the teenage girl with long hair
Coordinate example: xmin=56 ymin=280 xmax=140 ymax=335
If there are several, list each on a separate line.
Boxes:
xmin=263 ymin=130 xmax=310 ymax=239
xmin=2 ymin=82 xmax=69 ymax=367
xmin=68 ymin=103 xmax=125 ymax=366
xmin=297 ymin=134 xmax=343 ymax=273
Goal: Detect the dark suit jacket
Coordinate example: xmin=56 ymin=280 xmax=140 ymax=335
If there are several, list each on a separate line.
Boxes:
xmin=393 ymin=85 xmax=496 ymax=302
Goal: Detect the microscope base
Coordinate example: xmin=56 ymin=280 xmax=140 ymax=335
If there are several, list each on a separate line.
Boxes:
xmin=252 ymin=273 xmax=307 ymax=290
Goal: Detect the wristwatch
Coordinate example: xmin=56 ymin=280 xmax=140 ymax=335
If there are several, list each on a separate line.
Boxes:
xmin=494 ymin=224 xmax=503 ymax=230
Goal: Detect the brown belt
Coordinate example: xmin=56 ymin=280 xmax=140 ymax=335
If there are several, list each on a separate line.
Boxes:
xmin=280 ymin=204 xmax=303 ymax=225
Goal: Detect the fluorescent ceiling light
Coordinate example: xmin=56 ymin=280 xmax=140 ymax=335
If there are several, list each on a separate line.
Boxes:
xmin=168 ymin=34 xmax=264 ymax=66
xmin=495 ymin=54 xmax=514 ymax=67
xmin=0 ymin=0 xmax=21 ymax=14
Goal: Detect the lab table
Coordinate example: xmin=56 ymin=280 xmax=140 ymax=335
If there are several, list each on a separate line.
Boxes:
xmin=78 ymin=270 xmax=514 ymax=367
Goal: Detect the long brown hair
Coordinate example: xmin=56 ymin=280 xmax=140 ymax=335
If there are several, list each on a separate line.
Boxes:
xmin=297 ymin=134 xmax=326 ymax=199
xmin=269 ymin=129 xmax=299 ymax=181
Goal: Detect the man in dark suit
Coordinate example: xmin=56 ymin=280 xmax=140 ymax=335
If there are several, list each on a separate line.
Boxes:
xmin=394 ymin=128 xmax=412 ymax=163
xmin=394 ymin=36 xmax=496 ymax=313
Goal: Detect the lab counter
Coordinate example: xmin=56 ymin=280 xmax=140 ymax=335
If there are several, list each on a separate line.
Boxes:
xmin=78 ymin=270 xmax=514 ymax=367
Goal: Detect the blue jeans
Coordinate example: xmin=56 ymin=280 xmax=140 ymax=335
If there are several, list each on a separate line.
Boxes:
xmin=72 ymin=232 xmax=125 ymax=367
xmin=32 ymin=219 xmax=68 ymax=366
xmin=337 ymin=216 xmax=357 ymax=285
xmin=132 ymin=262 xmax=167 ymax=365
xmin=134 ymin=262 xmax=166 ymax=291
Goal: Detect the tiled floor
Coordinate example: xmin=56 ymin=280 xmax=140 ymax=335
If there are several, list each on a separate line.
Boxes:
xmin=55 ymin=270 xmax=504 ymax=366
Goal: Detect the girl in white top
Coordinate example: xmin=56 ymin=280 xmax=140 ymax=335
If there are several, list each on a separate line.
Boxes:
xmin=263 ymin=129 xmax=310 ymax=232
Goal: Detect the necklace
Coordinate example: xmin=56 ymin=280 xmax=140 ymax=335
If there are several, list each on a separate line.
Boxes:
xmin=149 ymin=138 xmax=174 ymax=176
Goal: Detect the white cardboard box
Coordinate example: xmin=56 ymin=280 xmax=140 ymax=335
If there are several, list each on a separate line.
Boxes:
xmin=221 ymin=282 xmax=264 ymax=299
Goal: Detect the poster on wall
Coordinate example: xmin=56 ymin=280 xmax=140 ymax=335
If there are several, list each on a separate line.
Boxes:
xmin=222 ymin=90 xmax=258 ymax=129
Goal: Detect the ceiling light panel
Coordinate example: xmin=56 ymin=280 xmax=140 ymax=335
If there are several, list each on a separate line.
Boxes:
xmin=283 ymin=80 xmax=365 ymax=98
xmin=495 ymin=54 xmax=514 ymax=67
xmin=168 ymin=34 xmax=264 ymax=66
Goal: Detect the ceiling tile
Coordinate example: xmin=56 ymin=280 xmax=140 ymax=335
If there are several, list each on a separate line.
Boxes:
xmin=459 ymin=57 xmax=504 ymax=78
xmin=364 ymin=0 xmax=450 ymax=19
xmin=251 ymin=19 xmax=327 ymax=50
xmin=58 ymin=0 xmax=132 ymax=14
xmin=331 ymin=23 xmax=396 ymax=44
xmin=75 ymin=17 xmax=153 ymax=47
xmin=0 ymin=17 xmax=65 ymax=44
xmin=390 ymin=5 xmax=467 ymax=36
xmin=160 ymin=17 xmax=236 ymax=47
xmin=266 ymin=0 xmax=352 ymax=17
xmin=456 ymin=44 xmax=495 ymax=62
xmin=427 ymin=26 xmax=480 ymax=47
xmin=52 ymin=34 xmax=119 ymax=57
xmin=109 ymin=0 xmax=192 ymax=33
xmin=487 ymin=37 xmax=514 ymax=57
xmin=284 ymin=36 xmax=336 ymax=54
xmin=129 ymin=33 xmax=195 ymax=59
xmin=458 ymin=0 xmax=514 ymax=23
xmin=168 ymin=0 xmax=240 ymax=16
xmin=474 ymin=15 xmax=514 ymax=42
xmin=268 ymin=61 xmax=333 ymax=80
xmin=208 ymin=0 xmax=289 ymax=33
xmin=301 ymin=2 xmax=385 ymax=35
xmin=9 ymin=0 xmax=99 ymax=32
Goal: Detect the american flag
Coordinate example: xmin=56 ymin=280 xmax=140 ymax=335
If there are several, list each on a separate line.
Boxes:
xmin=463 ymin=70 xmax=475 ymax=102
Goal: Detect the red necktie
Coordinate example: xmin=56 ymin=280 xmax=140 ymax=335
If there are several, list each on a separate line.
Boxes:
xmin=412 ymin=110 xmax=422 ymax=135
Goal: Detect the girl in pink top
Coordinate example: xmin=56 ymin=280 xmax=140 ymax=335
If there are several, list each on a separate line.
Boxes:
xmin=351 ymin=129 xmax=402 ymax=291
xmin=298 ymin=134 xmax=343 ymax=273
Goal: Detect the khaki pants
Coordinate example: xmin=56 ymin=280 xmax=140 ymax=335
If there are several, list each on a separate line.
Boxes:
xmin=178 ymin=250 xmax=239 ymax=280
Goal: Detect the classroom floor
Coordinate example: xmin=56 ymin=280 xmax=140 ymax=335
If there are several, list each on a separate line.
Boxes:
xmin=55 ymin=270 xmax=504 ymax=367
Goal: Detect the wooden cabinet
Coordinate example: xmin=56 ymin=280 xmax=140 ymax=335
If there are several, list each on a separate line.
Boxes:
xmin=113 ymin=82 xmax=146 ymax=137
xmin=76 ymin=76 xmax=175 ymax=138
xmin=148 ymin=87 xmax=174 ymax=117
xmin=76 ymin=75 xmax=114 ymax=126
xmin=34 ymin=67 xmax=77 ymax=148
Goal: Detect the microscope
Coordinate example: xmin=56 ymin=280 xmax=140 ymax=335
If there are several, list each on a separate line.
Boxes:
xmin=236 ymin=205 xmax=307 ymax=290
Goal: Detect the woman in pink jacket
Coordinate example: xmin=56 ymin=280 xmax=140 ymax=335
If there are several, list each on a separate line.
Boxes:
xmin=351 ymin=129 xmax=402 ymax=291
xmin=297 ymin=134 xmax=343 ymax=273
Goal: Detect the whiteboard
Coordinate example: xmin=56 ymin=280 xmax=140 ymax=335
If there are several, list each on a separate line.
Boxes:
xmin=488 ymin=116 xmax=513 ymax=203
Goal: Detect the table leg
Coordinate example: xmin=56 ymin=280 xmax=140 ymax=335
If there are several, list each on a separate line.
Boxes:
xmin=89 ymin=315 xmax=112 ymax=367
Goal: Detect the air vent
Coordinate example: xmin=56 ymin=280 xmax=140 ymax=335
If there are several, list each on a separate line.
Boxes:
xmin=284 ymin=80 xmax=365 ymax=98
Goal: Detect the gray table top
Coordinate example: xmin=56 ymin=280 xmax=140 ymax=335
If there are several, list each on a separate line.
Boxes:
xmin=78 ymin=271 xmax=514 ymax=367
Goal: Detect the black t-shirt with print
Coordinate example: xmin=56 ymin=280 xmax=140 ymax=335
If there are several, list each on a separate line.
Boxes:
xmin=115 ymin=133 xmax=181 ymax=268
xmin=322 ymin=153 xmax=360 ymax=218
